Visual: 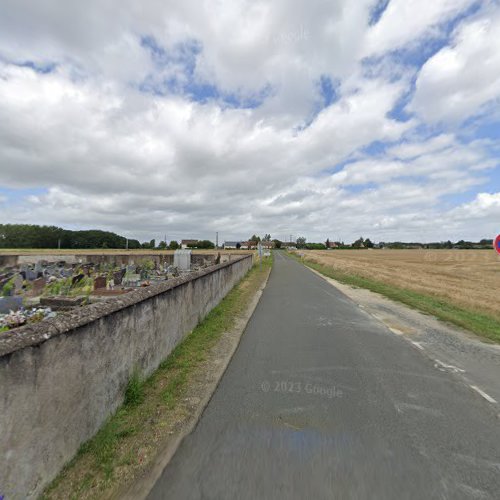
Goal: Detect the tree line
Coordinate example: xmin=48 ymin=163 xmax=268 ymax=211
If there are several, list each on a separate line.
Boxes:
xmin=0 ymin=224 xmax=218 ymax=250
xmin=0 ymin=224 xmax=142 ymax=249
xmin=291 ymin=236 xmax=494 ymax=250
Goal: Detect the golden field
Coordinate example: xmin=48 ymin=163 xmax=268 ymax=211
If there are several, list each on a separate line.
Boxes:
xmin=301 ymin=249 xmax=500 ymax=320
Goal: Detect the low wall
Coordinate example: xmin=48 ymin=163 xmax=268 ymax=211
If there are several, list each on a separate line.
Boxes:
xmin=0 ymin=251 xmax=254 ymax=269
xmin=0 ymin=252 xmax=220 ymax=268
xmin=0 ymin=255 xmax=253 ymax=499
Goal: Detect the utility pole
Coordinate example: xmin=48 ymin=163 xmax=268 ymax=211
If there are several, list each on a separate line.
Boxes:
xmin=126 ymin=238 xmax=129 ymax=250
xmin=57 ymin=238 xmax=61 ymax=250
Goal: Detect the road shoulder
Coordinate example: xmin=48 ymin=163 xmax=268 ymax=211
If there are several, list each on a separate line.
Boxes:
xmin=307 ymin=266 xmax=500 ymax=409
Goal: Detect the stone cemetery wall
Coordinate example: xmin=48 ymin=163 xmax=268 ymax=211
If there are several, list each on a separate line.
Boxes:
xmin=0 ymin=255 xmax=253 ymax=500
xmin=0 ymin=252 xmax=219 ymax=268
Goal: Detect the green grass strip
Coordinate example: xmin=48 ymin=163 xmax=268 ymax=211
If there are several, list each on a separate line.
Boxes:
xmin=290 ymin=253 xmax=500 ymax=343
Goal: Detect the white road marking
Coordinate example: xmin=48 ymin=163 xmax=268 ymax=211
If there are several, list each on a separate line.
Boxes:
xmin=389 ymin=327 xmax=404 ymax=335
xmin=434 ymin=359 xmax=465 ymax=373
xmin=469 ymin=385 xmax=497 ymax=404
xmin=410 ymin=341 xmax=424 ymax=350
xmin=395 ymin=402 xmax=443 ymax=417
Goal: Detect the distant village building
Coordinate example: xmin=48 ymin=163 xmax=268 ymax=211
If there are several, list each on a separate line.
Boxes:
xmin=181 ymin=239 xmax=198 ymax=249
xmin=224 ymin=240 xmax=274 ymax=250
xmin=326 ymin=241 xmax=340 ymax=249
xmin=223 ymin=241 xmax=241 ymax=249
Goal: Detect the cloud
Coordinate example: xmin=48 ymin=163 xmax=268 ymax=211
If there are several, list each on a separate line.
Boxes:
xmin=411 ymin=7 xmax=500 ymax=123
xmin=363 ymin=0 xmax=477 ymax=57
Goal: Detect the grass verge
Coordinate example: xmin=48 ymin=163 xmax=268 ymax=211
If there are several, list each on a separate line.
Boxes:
xmin=290 ymin=252 xmax=500 ymax=343
xmin=41 ymin=255 xmax=272 ymax=500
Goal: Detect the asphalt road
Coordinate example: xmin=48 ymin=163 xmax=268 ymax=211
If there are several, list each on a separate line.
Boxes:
xmin=148 ymin=252 xmax=500 ymax=500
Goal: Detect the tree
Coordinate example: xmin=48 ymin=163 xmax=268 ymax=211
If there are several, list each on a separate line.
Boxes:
xmin=158 ymin=240 xmax=167 ymax=250
xmin=325 ymin=238 xmax=330 ymax=249
xmin=188 ymin=240 xmax=214 ymax=249
xmin=249 ymin=234 xmax=261 ymax=243
xmin=150 ymin=239 xmax=156 ymax=249
xmin=263 ymin=234 xmax=271 ymax=241
xmin=273 ymin=239 xmax=282 ymax=249
xmin=352 ymin=237 xmax=364 ymax=249
xmin=305 ymin=243 xmax=326 ymax=250
xmin=0 ymin=224 xmax=144 ymax=249
xmin=479 ymin=239 xmax=493 ymax=246
xmin=168 ymin=240 xmax=180 ymax=250
xmin=364 ymin=238 xmax=374 ymax=248
xmin=296 ymin=236 xmax=306 ymax=249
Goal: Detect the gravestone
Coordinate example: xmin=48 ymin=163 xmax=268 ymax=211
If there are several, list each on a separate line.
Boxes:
xmin=34 ymin=261 xmax=43 ymax=278
xmin=44 ymin=264 xmax=56 ymax=275
xmin=72 ymin=274 xmax=84 ymax=287
xmin=123 ymin=274 xmax=140 ymax=287
xmin=26 ymin=269 xmax=37 ymax=281
xmin=0 ymin=296 xmax=23 ymax=314
xmin=13 ymin=274 xmax=23 ymax=293
xmin=94 ymin=276 xmax=107 ymax=290
xmin=62 ymin=268 xmax=73 ymax=278
xmin=32 ymin=277 xmax=46 ymax=295
xmin=174 ymin=249 xmax=191 ymax=271
xmin=113 ymin=269 xmax=126 ymax=285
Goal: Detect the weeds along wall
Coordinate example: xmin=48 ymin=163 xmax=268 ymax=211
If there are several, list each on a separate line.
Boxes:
xmin=0 ymin=255 xmax=253 ymax=500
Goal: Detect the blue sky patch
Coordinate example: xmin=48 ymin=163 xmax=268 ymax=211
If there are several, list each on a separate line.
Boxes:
xmin=140 ymin=35 xmax=271 ymax=109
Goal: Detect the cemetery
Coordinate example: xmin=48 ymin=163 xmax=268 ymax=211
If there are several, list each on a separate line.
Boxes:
xmin=0 ymin=249 xmax=218 ymax=333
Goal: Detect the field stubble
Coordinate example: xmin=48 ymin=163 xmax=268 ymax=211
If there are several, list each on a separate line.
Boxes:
xmin=305 ymin=250 xmax=500 ymax=321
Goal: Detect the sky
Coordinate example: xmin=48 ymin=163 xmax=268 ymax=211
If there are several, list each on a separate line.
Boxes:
xmin=0 ymin=0 xmax=500 ymax=244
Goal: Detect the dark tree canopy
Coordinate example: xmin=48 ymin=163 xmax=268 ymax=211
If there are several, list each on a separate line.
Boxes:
xmin=187 ymin=240 xmax=215 ymax=249
xmin=0 ymin=224 xmax=141 ymax=249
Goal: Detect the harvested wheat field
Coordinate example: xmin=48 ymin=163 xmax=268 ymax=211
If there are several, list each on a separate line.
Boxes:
xmin=302 ymin=250 xmax=500 ymax=321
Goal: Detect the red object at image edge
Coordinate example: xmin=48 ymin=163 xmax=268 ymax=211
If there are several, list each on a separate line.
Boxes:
xmin=494 ymin=235 xmax=500 ymax=254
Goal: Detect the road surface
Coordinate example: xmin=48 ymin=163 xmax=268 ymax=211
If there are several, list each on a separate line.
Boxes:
xmin=148 ymin=252 xmax=500 ymax=499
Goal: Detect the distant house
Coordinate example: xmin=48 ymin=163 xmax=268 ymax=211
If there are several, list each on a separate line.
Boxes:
xmin=261 ymin=241 xmax=274 ymax=249
xmin=223 ymin=241 xmax=241 ymax=249
xmin=181 ymin=239 xmax=198 ymax=249
xmin=240 ymin=241 xmax=258 ymax=250
xmin=326 ymin=241 xmax=339 ymax=249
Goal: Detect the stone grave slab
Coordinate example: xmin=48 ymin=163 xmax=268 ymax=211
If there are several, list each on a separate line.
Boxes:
xmin=0 ymin=296 xmax=23 ymax=313
xmin=94 ymin=276 xmax=107 ymax=290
